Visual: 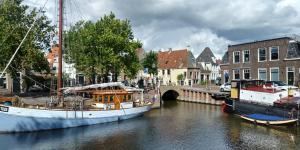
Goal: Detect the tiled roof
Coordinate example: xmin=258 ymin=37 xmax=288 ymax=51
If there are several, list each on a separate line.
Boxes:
xmin=221 ymin=51 xmax=228 ymax=64
xmin=158 ymin=49 xmax=190 ymax=69
xmin=196 ymin=47 xmax=216 ymax=64
xmin=46 ymin=46 xmax=59 ymax=66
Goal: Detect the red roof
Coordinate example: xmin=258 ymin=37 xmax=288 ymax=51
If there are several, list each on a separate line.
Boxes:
xmin=158 ymin=49 xmax=189 ymax=69
xmin=46 ymin=45 xmax=59 ymax=67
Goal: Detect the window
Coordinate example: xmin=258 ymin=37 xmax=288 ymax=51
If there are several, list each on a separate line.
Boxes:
xmin=243 ymin=69 xmax=250 ymax=79
xmin=162 ymin=70 xmax=165 ymax=75
xmin=189 ymin=72 xmax=192 ymax=78
xmin=258 ymin=68 xmax=267 ymax=80
xmin=184 ymin=72 xmax=186 ymax=78
xmin=270 ymin=46 xmax=279 ymax=60
xmin=233 ymin=69 xmax=240 ymax=79
xmin=258 ymin=48 xmax=266 ymax=61
xmin=167 ymin=69 xmax=170 ymax=75
xmin=243 ymin=50 xmax=250 ymax=63
xmin=270 ymin=68 xmax=279 ymax=81
xmin=233 ymin=51 xmax=240 ymax=63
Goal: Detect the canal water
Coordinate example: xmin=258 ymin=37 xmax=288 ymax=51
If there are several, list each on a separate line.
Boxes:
xmin=1 ymin=101 xmax=300 ymax=150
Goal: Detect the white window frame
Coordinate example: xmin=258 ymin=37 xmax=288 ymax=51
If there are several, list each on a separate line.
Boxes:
xmin=270 ymin=67 xmax=279 ymax=81
xmin=243 ymin=69 xmax=251 ymax=79
xmin=233 ymin=51 xmax=240 ymax=63
xmin=269 ymin=46 xmax=279 ymax=61
xmin=258 ymin=68 xmax=267 ymax=81
xmin=258 ymin=48 xmax=267 ymax=62
xmin=243 ymin=50 xmax=250 ymax=63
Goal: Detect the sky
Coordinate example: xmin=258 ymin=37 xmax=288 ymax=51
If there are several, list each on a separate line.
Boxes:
xmin=23 ymin=0 xmax=300 ymax=59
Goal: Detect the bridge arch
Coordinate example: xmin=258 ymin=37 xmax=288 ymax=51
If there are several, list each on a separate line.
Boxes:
xmin=159 ymin=86 xmax=182 ymax=101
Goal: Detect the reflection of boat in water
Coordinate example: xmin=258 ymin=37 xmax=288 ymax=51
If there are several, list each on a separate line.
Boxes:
xmin=239 ymin=114 xmax=298 ymax=126
xmin=0 ymin=82 xmax=152 ymax=132
xmin=225 ymin=114 xmax=299 ymax=150
xmin=223 ymin=80 xmax=300 ymax=126
xmin=0 ymin=117 xmax=150 ymax=150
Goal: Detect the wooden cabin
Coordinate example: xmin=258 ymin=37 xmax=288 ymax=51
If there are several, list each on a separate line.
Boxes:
xmin=76 ymin=87 xmax=135 ymax=110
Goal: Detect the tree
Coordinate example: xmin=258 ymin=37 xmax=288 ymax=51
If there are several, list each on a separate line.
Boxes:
xmin=65 ymin=12 xmax=142 ymax=83
xmin=177 ymin=74 xmax=184 ymax=81
xmin=0 ymin=0 xmax=54 ymax=91
xmin=143 ymin=51 xmax=158 ymax=76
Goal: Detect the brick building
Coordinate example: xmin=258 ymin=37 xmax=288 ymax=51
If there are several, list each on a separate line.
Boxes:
xmin=220 ymin=36 xmax=300 ymax=85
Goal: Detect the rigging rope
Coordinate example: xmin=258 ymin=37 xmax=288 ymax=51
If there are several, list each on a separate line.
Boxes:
xmin=0 ymin=0 xmax=50 ymax=78
xmin=10 ymin=65 xmax=56 ymax=92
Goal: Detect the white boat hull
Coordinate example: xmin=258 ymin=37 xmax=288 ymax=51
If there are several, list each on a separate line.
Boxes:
xmin=0 ymin=105 xmax=151 ymax=133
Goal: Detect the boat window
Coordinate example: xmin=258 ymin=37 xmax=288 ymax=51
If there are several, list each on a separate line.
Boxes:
xmin=104 ymin=96 xmax=108 ymax=102
xmin=231 ymin=82 xmax=238 ymax=88
xmin=98 ymin=96 xmax=102 ymax=102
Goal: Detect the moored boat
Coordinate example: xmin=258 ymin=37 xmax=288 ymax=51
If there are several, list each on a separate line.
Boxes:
xmin=239 ymin=113 xmax=298 ymax=126
xmin=0 ymin=82 xmax=152 ymax=133
xmin=223 ymin=80 xmax=300 ymax=126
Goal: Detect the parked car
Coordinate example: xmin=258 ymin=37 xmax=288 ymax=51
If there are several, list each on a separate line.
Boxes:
xmin=264 ymin=81 xmax=298 ymax=91
xmin=220 ymin=82 xmax=231 ymax=92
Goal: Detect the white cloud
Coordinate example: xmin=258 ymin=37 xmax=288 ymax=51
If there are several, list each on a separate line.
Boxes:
xmin=22 ymin=0 xmax=300 ymax=57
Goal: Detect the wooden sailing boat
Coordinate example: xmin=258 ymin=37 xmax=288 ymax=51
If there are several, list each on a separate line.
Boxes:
xmin=0 ymin=0 xmax=152 ymax=133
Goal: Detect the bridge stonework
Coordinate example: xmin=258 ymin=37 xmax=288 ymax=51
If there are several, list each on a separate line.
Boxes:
xmin=159 ymin=86 xmax=183 ymax=99
xmin=159 ymin=86 xmax=226 ymax=105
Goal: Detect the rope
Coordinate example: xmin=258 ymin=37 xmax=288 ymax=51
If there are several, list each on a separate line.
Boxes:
xmin=0 ymin=0 xmax=50 ymax=78
xmin=10 ymin=65 xmax=56 ymax=92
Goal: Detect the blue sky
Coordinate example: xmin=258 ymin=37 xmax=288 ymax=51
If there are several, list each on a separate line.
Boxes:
xmin=23 ymin=0 xmax=300 ymax=58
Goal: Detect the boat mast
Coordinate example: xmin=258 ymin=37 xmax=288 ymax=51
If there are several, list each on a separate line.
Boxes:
xmin=58 ymin=0 xmax=63 ymax=100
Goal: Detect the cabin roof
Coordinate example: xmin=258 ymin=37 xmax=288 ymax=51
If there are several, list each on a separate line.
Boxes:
xmin=63 ymin=82 xmax=143 ymax=94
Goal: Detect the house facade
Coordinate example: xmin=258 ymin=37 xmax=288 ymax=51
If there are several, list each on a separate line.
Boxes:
xmin=196 ymin=47 xmax=221 ymax=83
xmin=220 ymin=36 xmax=300 ymax=85
xmin=47 ymin=45 xmax=77 ymax=86
xmin=157 ymin=48 xmax=200 ymax=86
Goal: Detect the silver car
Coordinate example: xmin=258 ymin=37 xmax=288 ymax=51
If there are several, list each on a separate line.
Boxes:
xmin=220 ymin=82 xmax=231 ymax=92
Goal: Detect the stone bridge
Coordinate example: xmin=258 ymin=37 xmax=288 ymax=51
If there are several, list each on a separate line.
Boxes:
xmin=159 ymin=85 xmax=226 ymax=105
xmin=159 ymin=85 xmax=183 ymax=100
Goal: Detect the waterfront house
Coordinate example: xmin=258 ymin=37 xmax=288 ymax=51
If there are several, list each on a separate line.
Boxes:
xmin=196 ymin=47 xmax=221 ymax=83
xmin=47 ymin=45 xmax=77 ymax=86
xmin=157 ymin=48 xmax=199 ymax=86
xmin=220 ymin=36 xmax=300 ymax=86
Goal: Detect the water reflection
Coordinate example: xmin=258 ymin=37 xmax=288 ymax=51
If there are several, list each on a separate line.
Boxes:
xmin=0 ymin=101 xmax=300 ymax=150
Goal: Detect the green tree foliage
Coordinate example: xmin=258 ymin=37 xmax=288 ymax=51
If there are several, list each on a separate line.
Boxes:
xmin=0 ymin=0 xmax=54 ymax=91
xmin=142 ymin=51 xmax=158 ymax=76
xmin=177 ymin=74 xmax=184 ymax=81
xmin=65 ymin=12 xmax=142 ymax=83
